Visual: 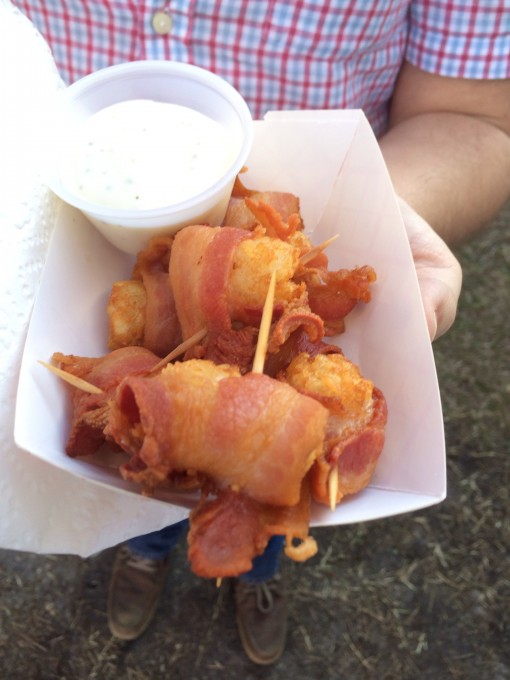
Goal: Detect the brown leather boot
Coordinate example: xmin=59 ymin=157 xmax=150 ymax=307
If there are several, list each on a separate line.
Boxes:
xmin=107 ymin=545 xmax=171 ymax=640
xmin=234 ymin=573 xmax=288 ymax=665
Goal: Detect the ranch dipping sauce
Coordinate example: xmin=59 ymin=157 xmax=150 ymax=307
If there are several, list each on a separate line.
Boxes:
xmin=60 ymin=99 xmax=238 ymax=210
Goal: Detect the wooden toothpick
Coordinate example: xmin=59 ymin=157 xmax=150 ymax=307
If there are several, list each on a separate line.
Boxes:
xmin=328 ymin=467 xmax=339 ymax=511
xmin=38 ymin=360 xmax=103 ymax=394
xmin=300 ymin=234 xmax=339 ymax=265
xmin=150 ymin=327 xmax=208 ymax=374
xmin=251 ymin=270 xmax=277 ymax=375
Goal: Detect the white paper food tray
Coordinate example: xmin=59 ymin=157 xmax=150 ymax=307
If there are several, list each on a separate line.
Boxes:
xmin=14 ymin=110 xmax=446 ymax=547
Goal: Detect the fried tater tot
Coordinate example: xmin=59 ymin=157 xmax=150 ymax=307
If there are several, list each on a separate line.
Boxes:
xmin=107 ymin=280 xmax=147 ymax=350
xmin=227 ymin=235 xmax=305 ymax=323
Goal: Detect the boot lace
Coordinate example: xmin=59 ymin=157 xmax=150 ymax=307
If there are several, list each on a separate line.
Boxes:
xmin=242 ymin=576 xmax=283 ymax=614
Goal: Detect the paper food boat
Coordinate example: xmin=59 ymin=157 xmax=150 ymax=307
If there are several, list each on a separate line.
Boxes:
xmin=15 ymin=110 xmax=446 ymax=539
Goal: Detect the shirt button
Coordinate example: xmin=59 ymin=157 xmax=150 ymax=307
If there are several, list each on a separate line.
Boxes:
xmin=152 ymin=10 xmax=173 ymax=35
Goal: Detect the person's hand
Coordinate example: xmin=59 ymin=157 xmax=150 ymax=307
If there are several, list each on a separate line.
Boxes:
xmin=398 ymin=197 xmax=462 ymax=341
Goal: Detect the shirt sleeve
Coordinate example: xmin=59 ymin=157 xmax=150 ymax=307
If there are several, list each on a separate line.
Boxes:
xmin=406 ymin=1 xmax=510 ymax=79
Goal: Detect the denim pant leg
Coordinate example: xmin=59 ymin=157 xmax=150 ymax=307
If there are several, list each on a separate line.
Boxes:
xmin=128 ymin=519 xmax=189 ymax=560
xmin=239 ymin=535 xmax=285 ymax=584
xmin=128 ymin=523 xmax=284 ymax=579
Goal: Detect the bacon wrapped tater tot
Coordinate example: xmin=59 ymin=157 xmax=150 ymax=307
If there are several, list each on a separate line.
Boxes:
xmin=168 ymin=224 xmax=325 ymax=370
xmin=106 ymin=358 xmax=329 ymax=505
xmin=107 ymin=235 xmax=182 ymax=356
xmin=279 ymin=352 xmax=387 ymax=507
xmin=52 ymin=346 xmax=161 ymax=458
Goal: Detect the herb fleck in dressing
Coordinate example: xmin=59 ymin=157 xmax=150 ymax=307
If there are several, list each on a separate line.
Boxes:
xmin=61 ymin=100 xmax=236 ymax=210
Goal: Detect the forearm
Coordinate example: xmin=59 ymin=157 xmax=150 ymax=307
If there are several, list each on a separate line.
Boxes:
xmin=379 ymin=113 xmax=510 ymax=246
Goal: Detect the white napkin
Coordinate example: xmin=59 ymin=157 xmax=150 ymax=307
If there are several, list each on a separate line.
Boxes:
xmin=0 ymin=2 xmax=188 ymax=557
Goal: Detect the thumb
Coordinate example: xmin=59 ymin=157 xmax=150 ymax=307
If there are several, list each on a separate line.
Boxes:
xmin=398 ymin=197 xmax=463 ymax=341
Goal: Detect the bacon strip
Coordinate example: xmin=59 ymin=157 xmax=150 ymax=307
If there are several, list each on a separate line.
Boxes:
xmin=297 ymin=264 xmax=377 ymax=335
xmin=193 ymin=327 xmax=258 ymax=371
xmin=268 ymin=304 xmax=324 ymax=355
xmin=187 ymin=482 xmax=314 ymax=578
xmin=132 ymin=236 xmax=181 ymax=356
xmin=107 ymin=236 xmax=181 ymax=356
xmin=169 ymin=225 xmax=250 ymax=339
xmin=243 ymin=197 xmax=301 ymax=240
xmin=106 ymin=359 xmax=329 ymax=506
xmin=263 ymin=329 xmax=342 ymax=378
xmin=310 ymin=387 xmax=387 ymax=506
xmin=223 ymin=191 xmax=301 ymax=232
xmin=52 ymin=347 xmax=160 ymax=458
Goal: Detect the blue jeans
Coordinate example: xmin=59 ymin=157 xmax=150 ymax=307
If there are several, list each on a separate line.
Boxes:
xmin=128 ymin=521 xmax=284 ymax=584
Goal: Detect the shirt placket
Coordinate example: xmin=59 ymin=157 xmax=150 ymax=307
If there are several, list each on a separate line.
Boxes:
xmin=142 ymin=0 xmax=192 ymax=63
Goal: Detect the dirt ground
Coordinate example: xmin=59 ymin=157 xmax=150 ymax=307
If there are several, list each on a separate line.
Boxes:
xmin=1 ymin=203 xmax=509 ymax=680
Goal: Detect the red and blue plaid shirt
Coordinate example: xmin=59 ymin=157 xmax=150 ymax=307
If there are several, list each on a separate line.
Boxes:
xmin=13 ymin=1 xmax=510 ymax=136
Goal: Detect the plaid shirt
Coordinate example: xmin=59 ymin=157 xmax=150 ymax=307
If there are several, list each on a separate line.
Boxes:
xmin=13 ymin=1 xmax=510 ymax=136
